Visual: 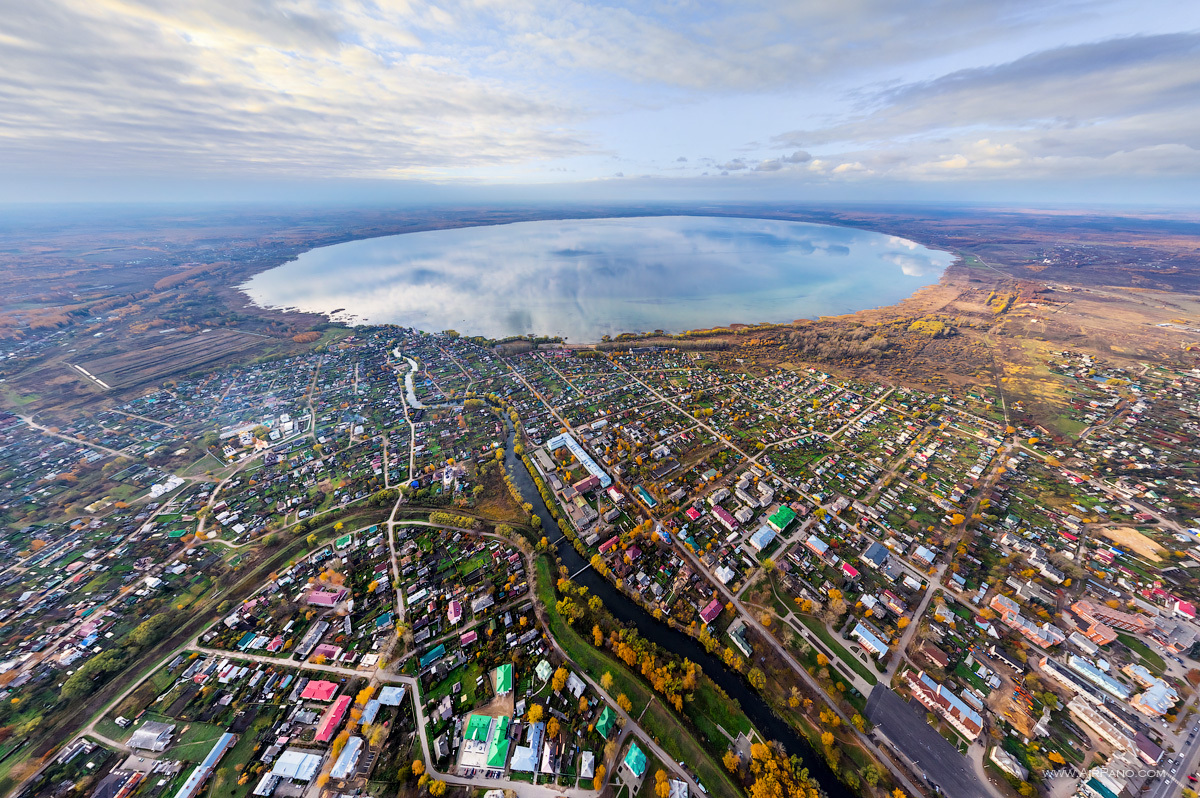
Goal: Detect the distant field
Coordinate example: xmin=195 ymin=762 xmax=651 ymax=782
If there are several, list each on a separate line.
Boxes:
xmin=68 ymin=329 xmax=264 ymax=389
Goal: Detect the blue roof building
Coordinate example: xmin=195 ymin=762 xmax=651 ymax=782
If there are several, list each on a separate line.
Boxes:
xmin=749 ymin=525 xmax=776 ymax=552
xmin=546 ymin=433 xmax=611 ymax=488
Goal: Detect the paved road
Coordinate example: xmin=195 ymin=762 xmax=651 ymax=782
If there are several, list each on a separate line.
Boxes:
xmin=1146 ymin=719 xmax=1200 ymax=798
xmin=866 ymin=686 xmax=989 ymax=798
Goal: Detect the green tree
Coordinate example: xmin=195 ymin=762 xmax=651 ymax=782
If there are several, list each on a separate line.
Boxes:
xmin=128 ymin=613 xmax=175 ymax=648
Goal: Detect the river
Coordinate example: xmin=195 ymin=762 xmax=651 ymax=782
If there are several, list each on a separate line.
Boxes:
xmin=393 ymin=350 xmax=427 ymax=409
xmin=500 ymin=420 xmax=852 ymax=798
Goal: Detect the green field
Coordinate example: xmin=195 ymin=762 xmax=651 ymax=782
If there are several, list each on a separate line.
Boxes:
xmin=795 ymin=614 xmax=879 ymax=685
xmin=1117 ymin=633 xmax=1166 ymax=673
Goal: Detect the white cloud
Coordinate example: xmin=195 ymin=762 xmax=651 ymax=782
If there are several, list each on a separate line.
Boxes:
xmin=2 ymin=0 xmax=1199 ymax=193
xmin=884 ymin=252 xmax=942 ymax=277
xmin=0 ymin=0 xmax=584 ymax=178
xmin=761 ymin=32 xmax=1200 ymax=182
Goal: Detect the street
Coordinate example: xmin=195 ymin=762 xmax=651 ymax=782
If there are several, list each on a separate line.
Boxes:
xmin=1146 ymin=721 xmax=1200 ymax=798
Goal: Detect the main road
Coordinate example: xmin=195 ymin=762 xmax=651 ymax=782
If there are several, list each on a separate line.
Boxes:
xmin=1145 ymin=721 xmax=1200 ymax=798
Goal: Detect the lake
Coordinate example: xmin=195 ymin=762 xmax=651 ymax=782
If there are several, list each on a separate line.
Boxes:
xmin=241 ymin=215 xmax=953 ymax=341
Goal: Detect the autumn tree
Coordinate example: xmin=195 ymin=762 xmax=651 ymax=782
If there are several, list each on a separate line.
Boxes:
xmin=328 ymin=729 xmax=353 ymax=761
xmin=819 ymin=708 xmax=841 ymax=728
xmin=369 ymin=723 xmax=387 ymax=747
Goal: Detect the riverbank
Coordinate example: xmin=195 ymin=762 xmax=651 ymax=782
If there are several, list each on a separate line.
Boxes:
xmin=534 ymin=557 xmax=747 ymax=798
xmin=493 ymin=404 xmax=862 ymax=798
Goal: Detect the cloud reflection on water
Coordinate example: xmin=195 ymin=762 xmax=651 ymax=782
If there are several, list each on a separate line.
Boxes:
xmin=241 ymin=216 xmax=951 ymax=341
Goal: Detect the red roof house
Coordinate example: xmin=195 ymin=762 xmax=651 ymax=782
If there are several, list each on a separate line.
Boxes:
xmin=300 ymin=680 xmax=339 ymax=702
xmin=315 ymin=695 xmax=352 ymax=743
xmin=700 ymin=599 xmax=723 ymax=624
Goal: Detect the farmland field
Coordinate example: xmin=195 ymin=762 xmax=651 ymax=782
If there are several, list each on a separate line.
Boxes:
xmin=68 ymin=329 xmax=265 ymax=389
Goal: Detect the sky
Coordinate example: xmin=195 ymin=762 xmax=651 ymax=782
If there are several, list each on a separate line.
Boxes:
xmin=3 ymin=0 xmax=1200 ymax=204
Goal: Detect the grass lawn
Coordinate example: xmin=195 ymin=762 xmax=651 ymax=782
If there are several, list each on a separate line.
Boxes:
xmin=795 ymin=614 xmax=878 ymax=685
xmin=425 ymin=661 xmax=484 ymax=708
xmin=93 ymin=716 xmax=132 ymax=744
xmin=208 ymin=716 xmax=269 ymax=798
xmin=690 ymin=678 xmax=751 ymax=740
xmin=456 ymin=549 xmax=491 ymax=576
xmin=1117 ymin=633 xmax=1166 ymax=673
xmin=954 ymin=661 xmax=990 ymax=693
xmin=159 ymin=716 xmax=230 ymax=762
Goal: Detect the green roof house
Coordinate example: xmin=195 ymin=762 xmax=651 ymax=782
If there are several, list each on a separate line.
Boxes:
xmin=767 ymin=505 xmax=797 ymax=533
xmin=419 ymin=643 xmax=446 ymax=669
xmin=595 ymin=705 xmax=616 ymax=739
xmin=494 ymin=663 xmax=513 ymax=695
xmin=486 ymin=716 xmax=511 ymax=768
xmin=623 ymin=741 xmax=647 ymax=778
xmin=465 ymin=714 xmax=493 ymax=743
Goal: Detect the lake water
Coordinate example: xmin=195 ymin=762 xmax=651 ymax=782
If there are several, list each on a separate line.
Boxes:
xmin=241 ymin=216 xmax=952 ymax=342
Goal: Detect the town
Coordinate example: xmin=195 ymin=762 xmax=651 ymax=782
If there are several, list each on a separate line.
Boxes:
xmin=1 ymin=325 xmax=1198 ymax=798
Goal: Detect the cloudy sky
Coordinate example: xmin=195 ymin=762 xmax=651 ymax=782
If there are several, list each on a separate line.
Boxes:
xmin=3 ymin=0 xmax=1200 ymax=203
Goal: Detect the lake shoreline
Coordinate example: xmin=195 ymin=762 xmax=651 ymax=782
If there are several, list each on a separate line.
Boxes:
xmin=240 ymin=214 xmax=954 ymax=343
